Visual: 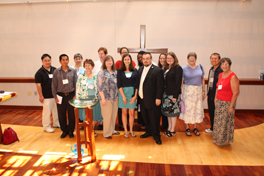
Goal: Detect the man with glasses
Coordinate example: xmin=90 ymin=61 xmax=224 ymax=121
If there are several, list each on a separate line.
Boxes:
xmin=205 ymin=53 xmax=223 ymax=133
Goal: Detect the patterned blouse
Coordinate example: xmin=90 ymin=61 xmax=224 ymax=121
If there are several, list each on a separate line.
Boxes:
xmin=76 ymin=73 xmax=98 ymax=100
xmin=97 ymin=69 xmax=118 ymax=101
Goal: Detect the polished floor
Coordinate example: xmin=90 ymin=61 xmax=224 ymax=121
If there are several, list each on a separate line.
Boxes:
xmin=0 ymin=109 xmax=264 ymax=175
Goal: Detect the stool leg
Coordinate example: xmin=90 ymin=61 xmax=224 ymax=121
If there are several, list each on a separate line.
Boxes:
xmin=74 ymin=108 xmax=82 ymax=162
xmin=86 ymin=107 xmax=96 ymax=162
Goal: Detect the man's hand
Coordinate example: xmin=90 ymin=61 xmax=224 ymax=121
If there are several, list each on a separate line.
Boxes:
xmin=156 ymin=99 xmax=161 ymax=106
xmin=55 ymin=98 xmax=60 ymax=104
xmin=39 ymin=96 xmax=44 ymax=103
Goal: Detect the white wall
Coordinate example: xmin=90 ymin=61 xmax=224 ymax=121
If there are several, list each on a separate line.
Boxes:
xmin=0 ymin=0 xmax=264 ymax=108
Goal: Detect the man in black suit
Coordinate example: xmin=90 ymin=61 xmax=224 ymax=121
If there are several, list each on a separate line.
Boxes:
xmin=138 ymin=52 xmax=164 ymax=145
xmin=205 ymin=53 xmax=223 ymax=133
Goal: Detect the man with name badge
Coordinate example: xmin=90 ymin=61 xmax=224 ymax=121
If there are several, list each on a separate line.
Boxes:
xmin=52 ymin=54 xmax=77 ymax=138
xmin=35 ymin=54 xmax=60 ymax=133
xmin=205 ymin=53 xmax=223 ymax=133
xmin=138 ymin=52 xmax=164 ymax=145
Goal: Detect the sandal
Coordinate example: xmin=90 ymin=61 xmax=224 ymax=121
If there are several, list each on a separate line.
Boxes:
xmin=124 ymin=133 xmax=129 ymax=139
xmin=193 ymin=128 xmax=200 ymax=136
xmin=130 ymin=132 xmax=136 ymax=138
xmin=163 ymin=130 xmax=169 ymax=136
xmin=165 ymin=131 xmax=173 ymax=138
xmin=94 ymin=132 xmax=98 ymax=137
xmin=185 ymin=128 xmax=192 ymax=136
xmin=170 ymin=131 xmax=176 ymax=136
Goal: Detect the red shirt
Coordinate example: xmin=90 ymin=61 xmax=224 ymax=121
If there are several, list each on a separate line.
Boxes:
xmin=115 ymin=60 xmax=136 ymax=71
xmin=216 ymin=72 xmax=237 ymax=102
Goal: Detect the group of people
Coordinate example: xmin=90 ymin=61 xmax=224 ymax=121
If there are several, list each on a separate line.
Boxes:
xmin=35 ymin=47 xmax=240 ymax=146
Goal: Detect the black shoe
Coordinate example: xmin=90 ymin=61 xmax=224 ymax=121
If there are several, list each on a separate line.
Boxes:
xmin=69 ymin=132 xmax=74 ymax=138
xmin=155 ymin=139 xmax=162 ymax=145
xmin=97 ymin=124 xmax=103 ymax=130
xmin=105 ymin=136 xmax=112 ymax=139
xmin=140 ymin=133 xmax=152 ymax=138
xmin=60 ymin=132 xmax=68 ymax=138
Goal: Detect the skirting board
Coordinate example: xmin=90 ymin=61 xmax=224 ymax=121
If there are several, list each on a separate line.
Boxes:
xmin=0 ymin=105 xmax=263 ymax=114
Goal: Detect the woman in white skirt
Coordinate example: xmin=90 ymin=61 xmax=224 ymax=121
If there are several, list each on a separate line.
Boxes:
xmin=179 ymin=52 xmax=205 ymax=136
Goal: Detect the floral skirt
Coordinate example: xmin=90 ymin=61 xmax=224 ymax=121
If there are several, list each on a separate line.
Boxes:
xmin=161 ymin=93 xmax=181 ymax=117
xmin=179 ymin=84 xmax=204 ymax=124
xmin=212 ymin=99 xmax=235 ymax=143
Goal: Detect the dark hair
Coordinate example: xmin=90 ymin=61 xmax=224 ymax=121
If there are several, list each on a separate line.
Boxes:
xmin=187 ymin=52 xmax=197 ymax=59
xmin=98 ymin=47 xmax=108 ymax=55
xmin=74 ymin=53 xmax=83 ymax=60
xmin=41 ymin=54 xmax=51 ymax=60
xmin=137 ymin=51 xmax=145 ymax=67
xmin=210 ymin=53 xmax=221 ymax=59
xmin=83 ymin=59 xmax=95 ymax=68
xmin=101 ymin=55 xmax=115 ymax=70
xmin=59 ymin=54 xmax=69 ymax=61
xmin=143 ymin=52 xmax=152 ymax=59
xmin=167 ymin=52 xmax=179 ymax=68
xmin=220 ymin=57 xmax=232 ymax=66
xmin=158 ymin=53 xmax=167 ymax=68
xmin=119 ymin=54 xmax=135 ymax=72
xmin=120 ymin=47 xmax=129 ymax=54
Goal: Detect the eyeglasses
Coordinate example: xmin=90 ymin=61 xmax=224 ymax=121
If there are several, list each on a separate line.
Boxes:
xmin=221 ymin=63 xmax=229 ymax=66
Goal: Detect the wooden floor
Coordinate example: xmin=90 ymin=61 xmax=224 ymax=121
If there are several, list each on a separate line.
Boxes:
xmin=0 ymin=109 xmax=264 ymax=175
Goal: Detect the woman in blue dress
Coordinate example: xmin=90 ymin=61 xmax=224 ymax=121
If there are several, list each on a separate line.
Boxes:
xmin=117 ymin=54 xmax=139 ymax=139
xmin=76 ymin=59 xmax=102 ymax=137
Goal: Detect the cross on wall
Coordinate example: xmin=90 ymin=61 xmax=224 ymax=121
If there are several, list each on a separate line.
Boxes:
xmin=117 ymin=25 xmax=168 ymax=54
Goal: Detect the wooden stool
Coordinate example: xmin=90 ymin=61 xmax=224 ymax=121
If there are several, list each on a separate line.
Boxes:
xmin=74 ymin=107 xmax=96 ymax=162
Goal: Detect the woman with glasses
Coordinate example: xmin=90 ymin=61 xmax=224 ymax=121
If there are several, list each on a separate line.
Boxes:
xmin=179 ymin=52 xmax=205 ymax=137
xmin=212 ymin=58 xmax=239 ymax=146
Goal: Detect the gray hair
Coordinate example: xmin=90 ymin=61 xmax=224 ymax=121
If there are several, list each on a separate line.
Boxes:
xmin=220 ymin=57 xmax=232 ymax=66
xmin=73 ymin=53 xmax=83 ymax=60
xmin=187 ymin=52 xmax=197 ymax=59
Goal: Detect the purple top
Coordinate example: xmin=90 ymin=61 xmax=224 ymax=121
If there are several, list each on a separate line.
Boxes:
xmin=182 ymin=64 xmax=205 ymax=86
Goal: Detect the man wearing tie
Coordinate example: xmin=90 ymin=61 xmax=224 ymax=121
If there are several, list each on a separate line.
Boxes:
xmin=138 ymin=52 xmax=164 ymax=145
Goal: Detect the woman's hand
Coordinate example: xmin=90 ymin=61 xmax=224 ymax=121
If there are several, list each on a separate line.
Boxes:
xmin=228 ymin=106 xmax=234 ymax=116
xmin=202 ymin=92 xmax=205 ymax=101
xmin=101 ymin=99 xmax=106 ymax=106
xmin=129 ymin=96 xmax=137 ymax=104
xmin=123 ymin=97 xmax=127 ymax=105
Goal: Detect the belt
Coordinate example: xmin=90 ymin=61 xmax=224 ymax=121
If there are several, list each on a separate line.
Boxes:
xmin=57 ymin=92 xmax=74 ymax=96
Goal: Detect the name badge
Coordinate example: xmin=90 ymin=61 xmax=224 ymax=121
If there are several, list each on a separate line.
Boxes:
xmin=49 ymin=74 xmax=53 ymax=78
xmin=88 ymin=85 xmax=94 ymax=89
xmin=63 ymin=79 xmax=69 ymax=84
xmin=125 ymin=73 xmax=132 ymax=78
xmin=209 ymin=78 xmax=214 ymax=83
xmin=218 ymin=85 xmax=222 ymax=90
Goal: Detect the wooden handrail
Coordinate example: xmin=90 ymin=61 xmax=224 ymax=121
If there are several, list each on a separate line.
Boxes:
xmin=0 ymin=77 xmax=264 ymax=85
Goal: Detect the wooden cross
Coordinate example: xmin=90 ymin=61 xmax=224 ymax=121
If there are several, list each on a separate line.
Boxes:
xmin=117 ymin=25 xmax=168 ymax=54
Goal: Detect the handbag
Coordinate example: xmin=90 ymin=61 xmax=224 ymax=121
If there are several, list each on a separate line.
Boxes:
xmin=180 ymin=99 xmax=185 ymax=113
xmin=2 ymin=127 xmax=19 ymax=145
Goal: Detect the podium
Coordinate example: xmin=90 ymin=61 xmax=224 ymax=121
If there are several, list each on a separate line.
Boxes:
xmin=69 ymin=98 xmax=97 ymax=162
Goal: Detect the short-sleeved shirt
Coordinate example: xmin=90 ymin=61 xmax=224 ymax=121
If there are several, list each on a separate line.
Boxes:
xmin=35 ymin=66 xmax=56 ymax=98
xmin=182 ymin=64 xmax=205 ymax=86
xmin=70 ymin=65 xmax=85 ymax=78
xmin=115 ymin=60 xmax=136 ymax=71
xmin=93 ymin=60 xmax=102 ymax=74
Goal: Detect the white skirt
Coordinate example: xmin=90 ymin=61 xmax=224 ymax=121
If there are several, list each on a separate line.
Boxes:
xmin=179 ymin=84 xmax=204 ymax=124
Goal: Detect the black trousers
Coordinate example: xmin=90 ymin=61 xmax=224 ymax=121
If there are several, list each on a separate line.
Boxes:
xmin=57 ymin=92 xmax=75 ymax=133
xmin=207 ymin=90 xmax=216 ymax=131
xmin=140 ymin=98 xmax=161 ymax=140
xmin=161 ymin=114 xmax=168 ymax=128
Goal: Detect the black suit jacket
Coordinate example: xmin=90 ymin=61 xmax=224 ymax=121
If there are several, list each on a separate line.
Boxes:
xmin=138 ymin=64 xmax=164 ymax=109
xmin=165 ymin=65 xmax=183 ymax=99
xmin=207 ymin=65 xmax=223 ymax=96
